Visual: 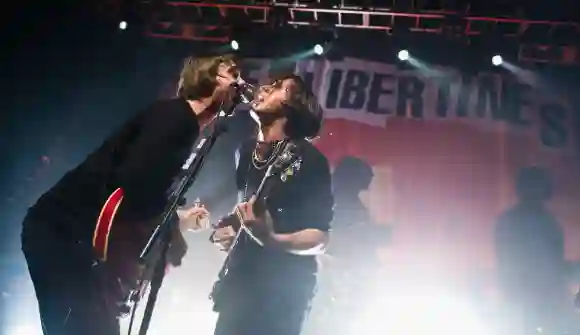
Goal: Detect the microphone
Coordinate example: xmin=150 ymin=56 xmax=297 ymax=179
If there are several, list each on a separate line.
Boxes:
xmin=234 ymin=83 xmax=255 ymax=104
xmin=216 ymin=82 xmax=255 ymax=118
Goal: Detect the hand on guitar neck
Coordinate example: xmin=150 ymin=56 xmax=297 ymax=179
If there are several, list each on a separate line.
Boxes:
xmin=235 ymin=196 xmax=274 ymax=239
xmin=211 ymin=196 xmax=274 ymax=251
xmin=212 ymin=226 xmax=236 ymax=251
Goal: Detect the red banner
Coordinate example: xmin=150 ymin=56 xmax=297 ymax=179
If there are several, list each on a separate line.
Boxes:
xmin=174 ymin=56 xmax=580 ymax=293
xmin=293 ymin=58 xmax=579 ymax=290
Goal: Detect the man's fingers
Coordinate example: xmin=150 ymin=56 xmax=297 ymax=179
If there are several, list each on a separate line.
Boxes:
xmin=239 ymin=202 xmax=249 ymax=212
xmin=234 ymin=202 xmax=250 ymax=221
xmin=214 ymin=227 xmax=235 ymax=239
xmin=196 ymin=207 xmax=210 ymax=217
xmin=212 ymin=229 xmax=235 ymax=251
xmin=177 ymin=206 xmax=209 ymax=219
xmin=213 ymin=234 xmax=233 ymax=242
xmin=188 ymin=206 xmax=209 ymax=216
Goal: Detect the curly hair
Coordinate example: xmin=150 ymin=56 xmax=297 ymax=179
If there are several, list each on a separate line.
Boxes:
xmin=177 ymin=54 xmax=236 ymax=100
xmin=273 ymin=73 xmax=324 ymax=140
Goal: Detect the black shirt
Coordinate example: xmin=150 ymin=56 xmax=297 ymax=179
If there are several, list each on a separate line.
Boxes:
xmin=27 ymin=98 xmax=200 ymax=243
xmin=227 ymin=139 xmax=334 ymax=280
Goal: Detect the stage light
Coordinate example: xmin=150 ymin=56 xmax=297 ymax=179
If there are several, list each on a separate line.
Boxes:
xmin=230 ymin=40 xmax=239 ymax=50
xmin=119 ymin=21 xmax=127 ymax=30
xmin=313 ymin=44 xmax=324 ymax=55
xmin=492 ymin=55 xmax=503 ymax=66
xmin=398 ymin=50 xmax=409 ymax=61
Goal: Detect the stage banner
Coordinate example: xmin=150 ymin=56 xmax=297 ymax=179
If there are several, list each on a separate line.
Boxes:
xmin=241 ymin=57 xmax=580 ymax=286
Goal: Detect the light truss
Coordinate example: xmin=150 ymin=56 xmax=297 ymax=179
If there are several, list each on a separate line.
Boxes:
xmin=143 ymin=1 xmax=580 ymax=64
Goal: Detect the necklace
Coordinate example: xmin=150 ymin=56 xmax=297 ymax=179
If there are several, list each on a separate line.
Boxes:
xmin=252 ymin=140 xmax=284 ymax=170
xmin=252 ymin=141 xmax=275 ymax=163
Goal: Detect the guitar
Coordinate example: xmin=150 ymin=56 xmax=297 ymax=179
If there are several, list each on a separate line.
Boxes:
xmin=92 ymin=191 xmax=200 ymax=317
xmin=209 ymin=141 xmax=302 ymax=309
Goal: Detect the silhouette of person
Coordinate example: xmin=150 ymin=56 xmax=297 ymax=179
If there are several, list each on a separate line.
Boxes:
xmin=495 ymin=166 xmax=569 ymax=333
xmin=307 ymin=156 xmax=389 ymax=335
xmin=332 ymin=156 xmax=375 ymax=228
xmin=331 ymin=154 xmax=393 ymax=269
xmin=329 ymin=156 xmax=391 ymax=261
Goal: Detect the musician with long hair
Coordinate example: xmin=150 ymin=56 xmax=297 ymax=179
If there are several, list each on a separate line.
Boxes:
xmin=211 ymin=74 xmax=334 ymax=335
xmin=21 ymin=54 xmax=243 ymax=335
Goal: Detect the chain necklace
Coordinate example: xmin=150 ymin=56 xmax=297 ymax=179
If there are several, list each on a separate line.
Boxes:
xmin=251 ymin=140 xmax=284 ymax=170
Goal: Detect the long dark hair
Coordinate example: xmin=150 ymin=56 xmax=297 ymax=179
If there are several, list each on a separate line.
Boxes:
xmin=276 ymin=74 xmax=324 ymax=140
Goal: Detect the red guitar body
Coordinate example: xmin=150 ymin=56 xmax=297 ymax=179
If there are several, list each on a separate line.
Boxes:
xmin=92 ymin=188 xmax=178 ymax=316
xmin=93 ymin=187 xmax=125 ymax=262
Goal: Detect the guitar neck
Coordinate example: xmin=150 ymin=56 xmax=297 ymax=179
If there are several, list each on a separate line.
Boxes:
xmin=230 ymin=193 xmax=268 ymax=233
xmin=228 ymin=166 xmax=276 ymax=233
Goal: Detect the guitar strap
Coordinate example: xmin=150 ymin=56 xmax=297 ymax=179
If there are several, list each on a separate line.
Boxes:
xmin=234 ymin=145 xmax=245 ymax=203
xmin=235 ymin=141 xmax=258 ymax=203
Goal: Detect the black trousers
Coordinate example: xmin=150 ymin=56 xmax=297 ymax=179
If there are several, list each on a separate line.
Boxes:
xmin=213 ymin=273 xmax=315 ymax=335
xmin=21 ymin=211 xmax=120 ymax=335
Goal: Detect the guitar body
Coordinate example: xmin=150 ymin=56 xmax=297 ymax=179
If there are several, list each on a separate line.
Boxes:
xmin=92 ymin=187 xmax=183 ymax=316
xmin=93 ymin=187 xmax=124 ymax=262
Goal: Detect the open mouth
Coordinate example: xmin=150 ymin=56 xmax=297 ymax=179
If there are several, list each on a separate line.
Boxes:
xmin=251 ymin=96 xmax=264 ymax=108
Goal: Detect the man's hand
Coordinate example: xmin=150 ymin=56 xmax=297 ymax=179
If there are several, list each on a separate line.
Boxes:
xmin=177 ymin=205 xmax=210 ymax=232
xmin=235 ymin=197 xmax=274 ymax=241
xmin=212 ymin=226 xmax=237 ymax=251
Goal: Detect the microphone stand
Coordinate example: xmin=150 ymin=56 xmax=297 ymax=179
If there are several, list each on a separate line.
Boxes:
xmin=133 ymin=99 xmax=240 ymax=335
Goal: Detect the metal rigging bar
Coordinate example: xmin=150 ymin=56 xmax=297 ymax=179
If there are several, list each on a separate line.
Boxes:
xmin=143 ymin=1 xmax=579 ymax=64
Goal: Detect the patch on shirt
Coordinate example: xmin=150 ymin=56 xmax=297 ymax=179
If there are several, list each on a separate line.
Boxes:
xmin=281 ymin=160 xmax=301 ymax=182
